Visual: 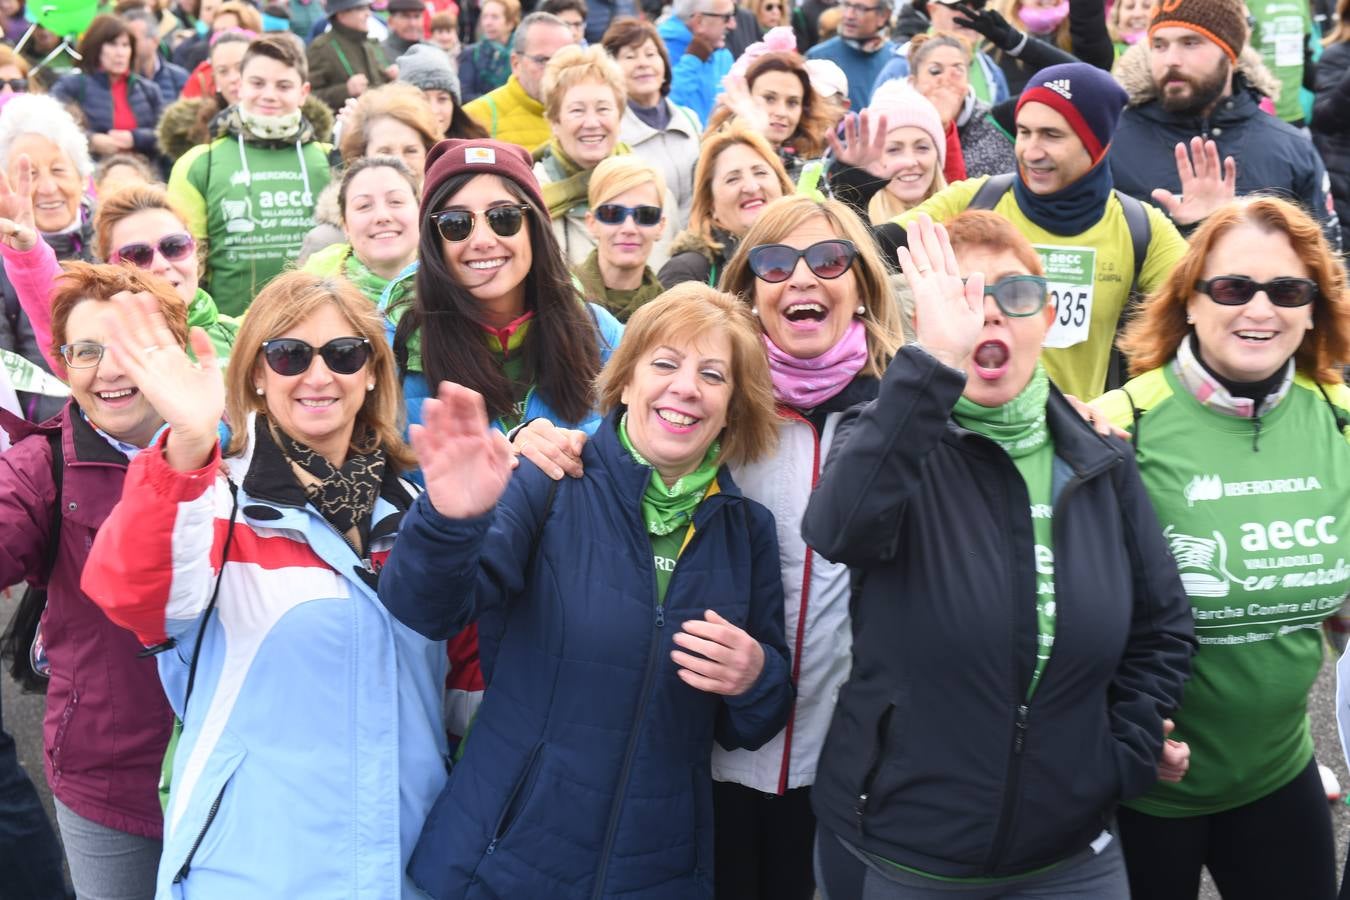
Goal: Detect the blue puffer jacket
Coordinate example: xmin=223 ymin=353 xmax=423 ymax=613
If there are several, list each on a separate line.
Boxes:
xmin=50 ymin=71 xmax=164 ymax=155
xmin=380 ymin=412 xmax=794 ymax=899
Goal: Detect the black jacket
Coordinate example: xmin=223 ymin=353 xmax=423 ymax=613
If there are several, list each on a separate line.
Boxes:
xmin=1110 ymin=54 xmax=1341 ymax=249
xmin=801 ymin=346 xmax=1195 ymax=879
xmin=1312 ymin=41 xmax=1350 ymax=231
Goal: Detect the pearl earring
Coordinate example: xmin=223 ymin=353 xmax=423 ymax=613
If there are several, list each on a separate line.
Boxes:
xmin=751 ymin=307 xmax=759 ymax=317
xmin=366 ymin=383 xmax=375 ymax=392
xmin=255 ymin=387 xmax=264 ymax=396
xmin=856 ymin=305 xmax=866 ymax=316
xmin=1185 ymin=315 xmax=1194 ymax=325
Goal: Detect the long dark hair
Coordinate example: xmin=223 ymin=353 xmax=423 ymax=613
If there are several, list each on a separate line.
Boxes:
xmin=447 ymin=104 xmax=490 ymax=139
xmin=394 ymin=173 xmax=601 ymax=423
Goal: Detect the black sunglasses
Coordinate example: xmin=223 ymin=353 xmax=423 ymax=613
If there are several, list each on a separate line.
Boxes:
xmin=595 ymin=203 xmax=663 ymax=227
xmin=430 ymin=204 xmax=531 ymax=243
xmin=747 ymin=239 xmax=858 ymax=283
xmin=980 ymin=275 xmax=1050 ymax=317
xmin=260 ymin=337 xmax=372 ymax=377
xmin=1194 ymin=276 xmax=1318 ymax=308
xmin=110 ymin=232 xmax=196 ymax=269
xmin=0 ymin=79 xmax=27 ymax=93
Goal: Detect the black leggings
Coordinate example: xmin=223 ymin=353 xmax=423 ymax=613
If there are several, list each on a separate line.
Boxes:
xmin=713 ymin=781 xmax=817 ymax=900
xmin=1117 ymin=756 xmax=1336 ymax=900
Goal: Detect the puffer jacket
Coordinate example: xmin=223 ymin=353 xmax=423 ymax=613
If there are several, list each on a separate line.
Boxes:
xmin=801 ymin=345 xmax=1195 ymax=878
xmin=1312 ymin=41 xmax=1350 ymax=231
xmin=50 ymin=71 xmax=165 ymax=156
xmin=1112 ymin=42 xmax=1340 ymax=248
xmin=657 ymin=228 xmax=740 ymax=290
xmin=79 ymin=417 xmax=449 ymax=898
xmin=379 ymin=411 xmax=794 ymax=899
xmin=0 ymin=404 xmax=172 ymax=839
xmin=462 ymin=75 xmax=551 ymax=153
xmin=716 ymin=378 xmax=878 ymax=794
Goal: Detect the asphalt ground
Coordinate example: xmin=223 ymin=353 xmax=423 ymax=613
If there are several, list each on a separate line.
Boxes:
xmin=2 ymin=589 xmax=1347 ymax=899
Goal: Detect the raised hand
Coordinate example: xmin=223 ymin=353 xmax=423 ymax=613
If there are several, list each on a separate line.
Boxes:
xmin=411 ymin=381 xmax=515 ymax=519
xmin=1158 ymin=718 xmax=1190 ymax=783
xmin=825 ymin=109 xmax=890 ymax=178
xmin=511 ymin=418 xmax=587 ymax=481
xmin=1151 ymin=137 xmax=1237 ymax=226
xmin=717 ymin=73 xmax=771 ymax=136
xmin=101 ymin=291 xmax=224 ymax=471
xmin=951 ymin=2 xmax=1022 ymax=52
xmin=0 ymin=155 xmax=37 ymax=252
xmin=671 ymin=609 xmax=766 ymax=696
xmin=901 ymin=213 xmax=985 ymax=370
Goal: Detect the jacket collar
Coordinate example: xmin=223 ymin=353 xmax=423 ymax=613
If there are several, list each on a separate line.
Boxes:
xmin=950 ymin=384 xmax=1124 ymax=479
xmin=0 ymin=401 xmax=133 ymax=469
xmin=1135 ymin=79 xmax=1261 ymax=129
xmin=503 ymin=75 xmax=543 ymax=116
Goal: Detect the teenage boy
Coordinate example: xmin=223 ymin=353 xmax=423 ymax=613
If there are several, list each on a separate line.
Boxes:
xmin=168 ymin=35 xmax=332 ymax=317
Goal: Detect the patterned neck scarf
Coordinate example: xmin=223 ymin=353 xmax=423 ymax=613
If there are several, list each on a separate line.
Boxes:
xmin=270 ymin=422 xmax=386 ymax=551
xmin=1173 ymin=332 xmax=1294 ymax=419
xmin=618 ymin=413 xmax=720 ymax=536
xmin=953 ymin=363 xmax=1051 ymax=458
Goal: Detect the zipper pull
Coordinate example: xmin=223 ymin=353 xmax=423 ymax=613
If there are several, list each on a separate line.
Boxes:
xmin=855 ymin=793 xmax=869 ymax=834
xmin=486 ymin=838 xmax=497 ymax=855
xmin=1013 ymin=704 xmax=1030 ymax=754
xmin=655 ymin=605 xmax=665 ymax=628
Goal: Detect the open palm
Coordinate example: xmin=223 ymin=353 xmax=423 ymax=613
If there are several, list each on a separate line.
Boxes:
xmin=0 ymin=155 xmax=37 ymax=252
xmin=1151 ymin=137 xmax=1236 ymax=226
xmin=411 ymin=382 xmax=515 ymax=519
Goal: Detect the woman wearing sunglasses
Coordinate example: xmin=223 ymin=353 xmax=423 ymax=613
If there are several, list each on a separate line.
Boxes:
xmin=78 ymin=271 xmax=448 ymax=898
xmin=0 ymin=263 xmax=189 ymax=900
xmin=574 ymin=155 xmax=668 ymax=322
xmin=703 ymin=193 xmax=902 ymax=900
xmin=378 ymin=283 xmax=792 ymax=900
xmin=1091 ymin=198 xmax=1350 ymax=900
xmin=0 ymin=180 xmax=239 ymax=380
xmin=803 ymin=211 xmax=1195 ymax=899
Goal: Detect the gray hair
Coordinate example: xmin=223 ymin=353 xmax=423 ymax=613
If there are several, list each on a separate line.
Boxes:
xmin=0 ymin=94 xmax=94 ymax=180
xmin=671 ymin=0 xmax=707 ymax=21
xmin=510 ymin=11 xmax=570 ymax=54
xmin=121 ymin=7 xmax=161 ymax=40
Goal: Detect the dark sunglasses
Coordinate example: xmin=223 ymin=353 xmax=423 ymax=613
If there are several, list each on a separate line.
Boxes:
xmin=1194 ymin=275 xmax=1318 ymax=308
xmin=747 ymin=239 xmax=858 ymax=283
xmin=430 ymin=204 xmax=531 ymax=242
xmin=109 ymin=232 xmax=196 ymax=268
xmin=980 ymin=275 xmax=1050 ymax=317
xmin=594 ymin=203 xmax=663 ymax=227
xmin=260 ymin=337 xmax=372 ymax=377
xmin=0 ymin=79 xmax=27 ymax=92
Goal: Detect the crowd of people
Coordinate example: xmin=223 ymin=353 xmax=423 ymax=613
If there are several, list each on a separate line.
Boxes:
xmin=0 ymin=0 xmax=1347 ymax=898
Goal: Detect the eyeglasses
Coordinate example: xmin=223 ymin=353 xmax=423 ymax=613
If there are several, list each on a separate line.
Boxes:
xmin=841 ymin=1 xmax=883 ymax=13
xmin=1194 ymin=275 xmax=1318 ymax=308
xmin=595 ymin=204 xmax=663 ymax=227
xmin=260 ymin=337 xmax=372 ymax=377
xmin=747 ymin=239 xmax=858 ymax=283
xmin=60 ymin=341 xmax=108 ymax=369
xmin=697 ymin=9 xmax=737 ymax=21
xmin=0 ymin=79 xmax=26 ymax=93
xmin=430 ymin=204 xmax=531 ymax=242
xmin=981 ymin=275 xmax=1050 ymax=317
xmin=109 ymin=232 xmax=197 ymax=268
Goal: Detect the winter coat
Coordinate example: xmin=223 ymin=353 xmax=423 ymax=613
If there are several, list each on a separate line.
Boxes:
xmin=619 ymin=101 xmax=702 ymax=229
xmin=806 ymin=36 xmax=900 ymax=111
xmin=657 ymin=228 xmax=739 ymax=290
xmin=1312 ymin=41 xmax=1350 ymax=231
xmin=0 ymin=404 xmax=172 ymax=839
xmin=296 ymin=180 xmax=346 ymax=266
xmin=156 ymin=95 xmax=335 ymax=162
xmin=147 ymin=56 xmax=190 ymax=103
xmin=50 ymin=71 xmax=165 ymax=156
xmin=801 ymin=345 xmax=1196 ymax=878
xmin=378 ymin=411 xmax=794 ymax=899
xmin=462 ymin=75 xmax=551 ymax=154
xmin=715 ymin=377 xmax=878 ymax=795
xmin=1112 ymin=42 xmax=1340 ymax=248
xmin=660 ymin=16 xmax=734 ymax=125
xmin=79 ymin=418 xmax=449 ymax=898
xmin=958 ymin=95 xmax=1017 ymax=178
xmin=307 ymin=21 xmax=393 ymax=111
xmin=458 ymin=40 xmax=511 ymax=103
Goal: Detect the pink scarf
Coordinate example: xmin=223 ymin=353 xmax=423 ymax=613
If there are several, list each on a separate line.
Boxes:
xmin=763 ymin=319 xmax=868 ymax=410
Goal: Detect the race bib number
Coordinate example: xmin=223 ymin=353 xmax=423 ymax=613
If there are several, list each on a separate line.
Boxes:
xmin=1273 ymin=32 xmax=1302 ymax=68
xmin=1035 ymin=245 xmax=1096 ymax=349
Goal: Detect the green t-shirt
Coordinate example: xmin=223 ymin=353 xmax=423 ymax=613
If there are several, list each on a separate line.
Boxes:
xmin=1012 ymin=443 xmax=1056 ymax=700
xmin=1098 ymin=367 xmax=1350 ymax=816
xmin=651 ymin=526 xmax=690 ymax=605
xmin=894 ymin=176 xmax=1189 ymax=400
xmin=1249 ymin=0 xmax=1311 ymax=123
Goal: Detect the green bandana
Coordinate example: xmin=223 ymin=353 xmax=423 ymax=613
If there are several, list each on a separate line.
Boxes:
xmin=954 ymin=365 xmax=1057 ymax=699
xmin=344 ymin=249 xmax=398 ymax=307
xmin=618 ymin=412 xmax=720 ymax=536
xmin=539 ymin=139 xmax=631 ymax=220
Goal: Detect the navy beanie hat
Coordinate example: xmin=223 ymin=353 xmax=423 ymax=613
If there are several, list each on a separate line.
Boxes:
xmin=1016 ymin=63 xmax=1129 ymax=164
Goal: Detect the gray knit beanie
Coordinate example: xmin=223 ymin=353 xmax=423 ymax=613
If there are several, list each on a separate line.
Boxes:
xmin=397 ymin=44 xmax=462 ymax=103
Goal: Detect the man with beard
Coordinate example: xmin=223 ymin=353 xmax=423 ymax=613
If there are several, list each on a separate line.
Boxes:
xmin=1110 ymin=0 xmax=1340 ymax=249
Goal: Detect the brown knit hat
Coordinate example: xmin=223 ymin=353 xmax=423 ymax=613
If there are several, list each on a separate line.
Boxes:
xmin=1148 ymin=0 xmax=1247 ymax=62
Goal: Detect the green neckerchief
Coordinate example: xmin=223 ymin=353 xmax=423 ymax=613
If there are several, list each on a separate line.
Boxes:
xmin=573 ymin=249 xmax=665 ymax=322
xmin=187 ymin=287 xmax=239 ymax=363
xmin=343 ymin=249 xmax=399 ymax=306
xmin=954 ymin=365 xmax=1056 ymax=700
xmin=618 ymin=412 xmax=720 ymax=536
xmin=540 ymin=139 xmax=631 ymax=219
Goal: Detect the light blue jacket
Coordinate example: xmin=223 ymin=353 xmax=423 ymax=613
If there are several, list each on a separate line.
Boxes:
xmin=658 ymin=16 xmax=733 ymax=124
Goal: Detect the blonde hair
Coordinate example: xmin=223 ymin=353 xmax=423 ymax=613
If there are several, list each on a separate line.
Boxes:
xmin=867 ymin=167 xmax=947 ymax=225
xmin=719 ymin=195 xmax=904 ymax=378
xmin=224 ymin=272 xmax=415 ymax=468
xmin=596 ymin=282 xmax=779 ymax=467
xmin=685 ymin=124 xmax=793 ymax=255
xmin=586 ymin=155 xmax=667 ymax=209
xmin=215 ymin=0 xmax=263 ymax=32
xmin=541 ymin=44 xmax=627 ymax=123
xmin=1119 ymin=197 xmax=1350 ymax=383
xmin=338 ymin=82 xmax=442 ymax=167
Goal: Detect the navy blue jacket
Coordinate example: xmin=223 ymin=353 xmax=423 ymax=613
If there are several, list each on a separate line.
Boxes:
xmin=148 ymin=57 xmax=190 ymax=104
xmin=802 ymin=346 xmax=1195 ymax=878
xmin=380 ymin=411 xmax=793 ymax=899
xmin=51 ymin=71 xmax=164 ymax=155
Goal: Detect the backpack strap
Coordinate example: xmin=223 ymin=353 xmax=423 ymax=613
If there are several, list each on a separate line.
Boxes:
xmin=39 ymin=430 xmax=63 ymax=580
xmin=1316 ymin=381 xmax=1350 ymax=437
xmin=1105 ymin=191 xmax=1154 ymax=391
xmin=967 ymin=172 xmax=1016 ymax=210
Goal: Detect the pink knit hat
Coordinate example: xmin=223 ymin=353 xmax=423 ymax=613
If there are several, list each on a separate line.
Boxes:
xmin=865 ymin=81 xmax=947 ymax=166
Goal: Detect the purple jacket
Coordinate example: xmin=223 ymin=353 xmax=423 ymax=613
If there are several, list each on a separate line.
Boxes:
xmin=0 ymin=403 xmax=170 ymax=838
